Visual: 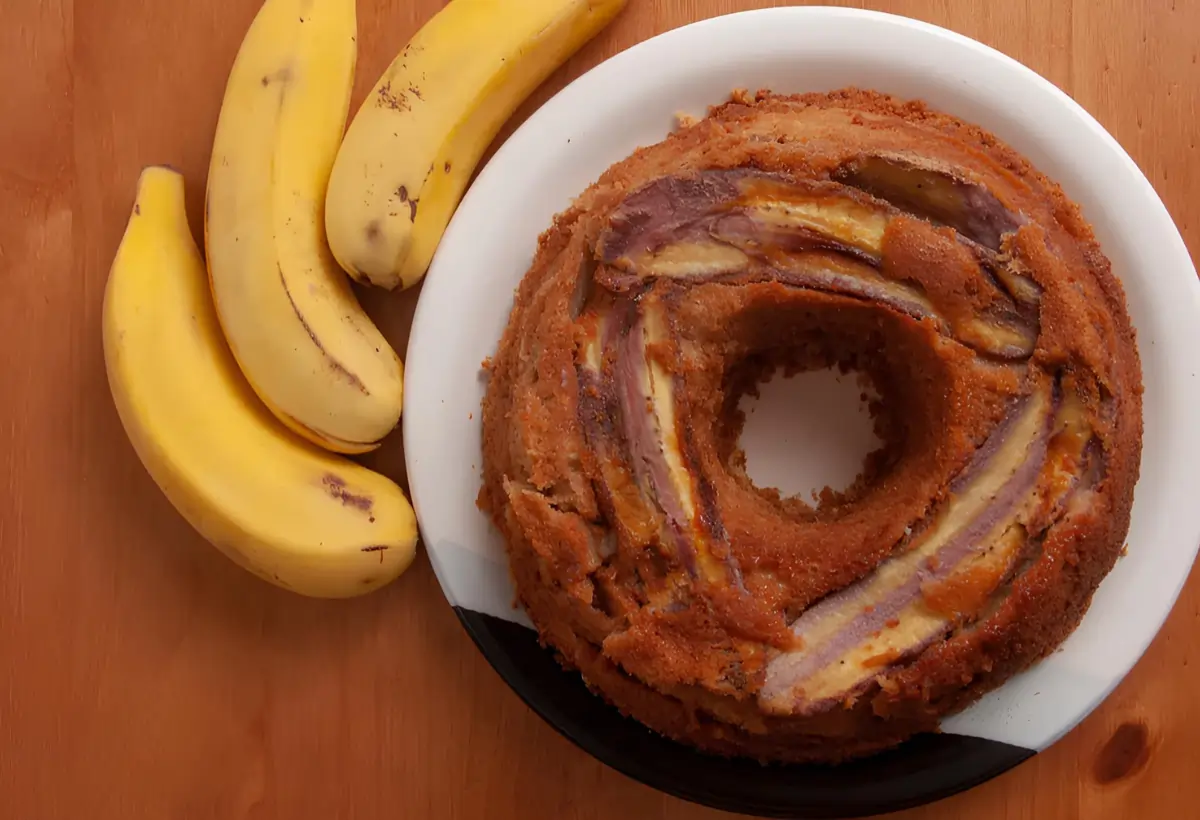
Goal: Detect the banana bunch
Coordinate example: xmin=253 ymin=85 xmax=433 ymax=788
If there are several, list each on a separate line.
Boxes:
xmin=104 ymin=168 xmax=418 ymax=598
xmin=103 ymin=0 xmax=626 ymax=597
xmin=326 ymin=0 xmax=628 ymax=291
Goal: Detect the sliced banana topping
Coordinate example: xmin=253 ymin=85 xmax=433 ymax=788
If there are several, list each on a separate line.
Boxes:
xmin=737 ymin=176 xmax=888 ymax=257
xmin=832 ymin=154 xmax=1023 ymax=252
xmin=759 ymin=385 xmax=1084 ymax=714
xmin=596 ymin=170 xmax=1039 ymax=360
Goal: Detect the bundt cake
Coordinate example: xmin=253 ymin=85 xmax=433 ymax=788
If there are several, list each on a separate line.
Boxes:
xmin=479 ymin=89 xmax=1142 ymax=762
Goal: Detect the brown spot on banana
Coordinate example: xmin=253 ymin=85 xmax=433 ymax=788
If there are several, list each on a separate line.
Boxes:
xmin=276 ymin=264 xmax=369 ymax=395
xmin=260 ymin=67 xmax=293 ymax=87
xmin=376 ymin=81 xmax=409 ymax=111
xmin=365 ymin=220 xmax=382 ymax=243
xmin=321 ymin=474 xmax=374 ymax=512
xmin=361 ymin=544 xmax=390 ymax=564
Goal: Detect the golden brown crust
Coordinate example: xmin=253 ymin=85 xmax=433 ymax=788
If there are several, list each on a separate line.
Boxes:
xmin=480 ymin=89 xmax=1142 ymax=762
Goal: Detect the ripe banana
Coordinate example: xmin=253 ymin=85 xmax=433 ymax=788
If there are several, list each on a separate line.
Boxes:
xmin=325 ymin=0 xmax=628 ymax=291
xmin=104 ymin=167 xmax=418 ymax=598
xmin=206 ymin=0 xmax=404 ymax=454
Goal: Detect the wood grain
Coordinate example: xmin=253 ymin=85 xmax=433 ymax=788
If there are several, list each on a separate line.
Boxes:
xmin=2 ymin=1 xmax=1197 ymax=817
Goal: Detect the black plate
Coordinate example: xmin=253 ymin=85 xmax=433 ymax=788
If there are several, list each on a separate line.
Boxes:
xmin=455 ymin=608 xmax=1033 ymax=818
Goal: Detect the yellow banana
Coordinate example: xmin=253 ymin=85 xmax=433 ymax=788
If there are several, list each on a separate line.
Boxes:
xmin=206 ymin=0 xmax=404 ymax=454
xmin=104 ymin=167 xmax=418 ymax=598
xmin=325 ymin=0 xmax=627 ymax=291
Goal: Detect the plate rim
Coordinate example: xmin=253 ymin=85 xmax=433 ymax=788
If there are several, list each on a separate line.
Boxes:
xmin=452 ymin=607 xmax=1035 ymax=818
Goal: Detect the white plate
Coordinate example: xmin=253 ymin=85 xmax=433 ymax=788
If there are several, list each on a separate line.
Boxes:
xmin=403 ymin=6 xmax=1200 ymax=811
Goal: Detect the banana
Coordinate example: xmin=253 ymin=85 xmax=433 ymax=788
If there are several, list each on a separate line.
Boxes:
xmin=206 ymin=0 xmax=404 ymax=454
xmin=325 ymin=0 xmax=627 ymax=291
xmin=104 ymin=167 xmax=418 ymax=598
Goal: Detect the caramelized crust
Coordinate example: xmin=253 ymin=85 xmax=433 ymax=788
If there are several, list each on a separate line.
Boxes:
xmin=479 ymin=89 xmax=1142 ymax=762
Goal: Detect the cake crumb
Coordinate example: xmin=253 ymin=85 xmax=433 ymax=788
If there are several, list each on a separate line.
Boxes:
xmin=674 ymin=110 xmax=700 ymax=130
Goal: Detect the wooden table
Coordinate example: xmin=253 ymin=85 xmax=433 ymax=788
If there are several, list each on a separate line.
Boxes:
xmin=3 ymin=1 xmax=1197 ymax=817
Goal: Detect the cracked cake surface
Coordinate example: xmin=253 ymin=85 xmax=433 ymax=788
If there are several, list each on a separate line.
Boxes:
xmin=478 ymin=89 xmax=1142 ymax=763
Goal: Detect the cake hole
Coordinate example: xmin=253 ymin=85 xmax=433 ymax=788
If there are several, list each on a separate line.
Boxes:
xmin=738 ymin=367 xmax=881 ymax=504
